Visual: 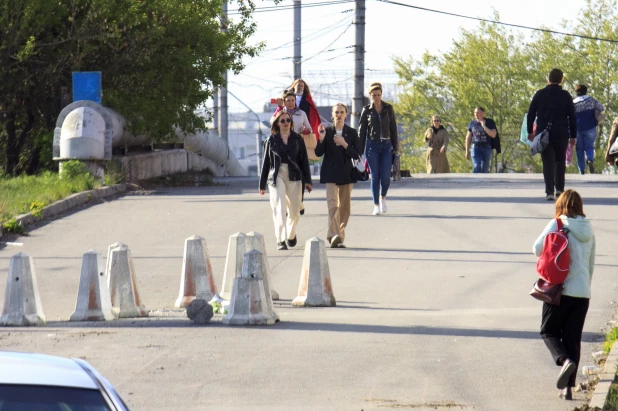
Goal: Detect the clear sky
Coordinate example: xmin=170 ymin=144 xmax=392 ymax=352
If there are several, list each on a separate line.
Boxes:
xmin=223 ymin=0 xmax=588 ymax=114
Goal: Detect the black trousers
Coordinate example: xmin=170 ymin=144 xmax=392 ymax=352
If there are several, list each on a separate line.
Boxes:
xmin=540 ymin=295 xmax=590 ymax=387
xmin=540 ymin=138 xmax=569 ymax=195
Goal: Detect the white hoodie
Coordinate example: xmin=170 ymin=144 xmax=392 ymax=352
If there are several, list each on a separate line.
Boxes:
xmin=533 ymin=215 xmax=596 ymax=298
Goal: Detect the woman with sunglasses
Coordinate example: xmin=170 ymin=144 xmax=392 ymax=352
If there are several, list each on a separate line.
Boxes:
xmin=314 ymin=103 xmax=361 ymax=248
xmin=424 ymin=115 xmax=450 ymax=173
xmin=260 ymin=111 xmax=313 ymax=250
xmin=359 ymin=82 xmax=399 ymax=216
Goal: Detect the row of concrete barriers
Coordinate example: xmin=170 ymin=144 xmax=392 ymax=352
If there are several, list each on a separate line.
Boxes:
xmin=0 ymin=232 xmax=336 ymax=327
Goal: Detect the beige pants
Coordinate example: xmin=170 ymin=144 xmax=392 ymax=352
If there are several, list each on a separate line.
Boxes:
xmin=326 ymin=183 xmax=353 ymax=243
xmin=268 ymin=164 xmax=302 ymax=243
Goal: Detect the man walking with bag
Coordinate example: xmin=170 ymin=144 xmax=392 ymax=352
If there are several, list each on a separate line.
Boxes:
xmin=527 ymin=69 xmax=577 ymax=201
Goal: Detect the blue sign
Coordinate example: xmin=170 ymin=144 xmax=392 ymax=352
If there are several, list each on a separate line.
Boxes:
xmin=72 ymin=72 xmax=102 ymax=104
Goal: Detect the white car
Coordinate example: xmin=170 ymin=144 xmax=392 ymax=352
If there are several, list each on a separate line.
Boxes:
xmin=0 ymin=351 xmax=129 ymax=410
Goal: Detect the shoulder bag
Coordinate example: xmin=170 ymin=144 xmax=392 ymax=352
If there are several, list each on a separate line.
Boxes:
xmin=530 ymin=278 xmax=563 ymax=305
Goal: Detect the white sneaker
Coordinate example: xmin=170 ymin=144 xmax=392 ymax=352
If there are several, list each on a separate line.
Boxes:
xmin=379 ymin=198 xmax=388 ymax=214
xmin=372 ymin=205 xmax=380 ymax=215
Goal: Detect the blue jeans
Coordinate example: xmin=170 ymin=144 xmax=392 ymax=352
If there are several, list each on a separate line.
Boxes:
xmin=471 ymin=145 xmax=492 ymax=173
xmin=576 ymin=128 xmax=596 ymax=173
xmin=366 ymin=139 xmax=393 ymax=205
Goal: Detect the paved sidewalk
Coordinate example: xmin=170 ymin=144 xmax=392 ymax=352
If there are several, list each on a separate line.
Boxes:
xmin=0 ymin=174 xmax=617 ymax=410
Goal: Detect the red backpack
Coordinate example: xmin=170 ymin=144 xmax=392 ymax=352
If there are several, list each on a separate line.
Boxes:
xmin=537 ymin=218 xmax=570 ymax=284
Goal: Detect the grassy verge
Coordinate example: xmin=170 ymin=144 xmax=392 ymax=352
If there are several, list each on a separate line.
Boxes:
xmin=0 ymin=163 xmax=101 ymax=229
xmin=600 ymin=327 xmax=618 ymax=410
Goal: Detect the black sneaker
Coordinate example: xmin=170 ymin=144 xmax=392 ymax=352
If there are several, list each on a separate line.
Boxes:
xmin=587 ymin=160 xmax=595 ymax=174
xmin=286 ymin=237 xmax=297 ymax=248
xmin=300 ymin=208 xmax=305 ymax=216
xmin=277 ymin=242 xmax=288 ymax=250
xmin=556 ymin=359 xmax=576 ymax=389
xmin=330 ymin=235 xmax=343 ymax=248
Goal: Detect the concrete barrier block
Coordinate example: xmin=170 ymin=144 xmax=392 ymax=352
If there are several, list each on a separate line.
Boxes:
xmin=105 ymin=241 xmax=125 ymax=279
xmin=292 ymin=237 xmax=336 ymax=307
xmin=107 ymin=245 xmax=147 ymax=318
xmin=70 ymin=250 xmax=117 ymax=321
xmin=220 ymin=232 xmax=247 ymax=301
xmin=175 ymin=235 xmax=218 ymax=308
xmin=0 ymin=253 xmax=46 ymax=326
xmin=222 ymin=250 xmax=278 ymax=326
xmin=246 ymin=231 xmax=279 ymax=301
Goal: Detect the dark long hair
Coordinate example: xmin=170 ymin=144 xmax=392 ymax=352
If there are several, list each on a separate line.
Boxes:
xmin=271 ymin=111 xmax=294 ymax=135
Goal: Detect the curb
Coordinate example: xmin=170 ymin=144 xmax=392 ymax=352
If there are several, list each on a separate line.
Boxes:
xmin=10 ymin=184 xmax=130 ymax=231
xmin=589 ymin=342 xmax=618 ymax=409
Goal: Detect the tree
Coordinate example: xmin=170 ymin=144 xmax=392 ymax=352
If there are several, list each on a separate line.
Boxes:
xmin=0 ymin=0 xmax=261 ymax=174
xmin=395 ymin=2 xmax=618 ymax=174
xmin=395 ymin=17 xmax=539 ymax=174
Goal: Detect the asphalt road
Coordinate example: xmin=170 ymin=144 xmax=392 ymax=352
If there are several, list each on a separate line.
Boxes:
xmin=0 ymin=173 xmax=617 ymax=411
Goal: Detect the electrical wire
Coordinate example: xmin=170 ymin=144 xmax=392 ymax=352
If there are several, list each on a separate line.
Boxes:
xmin=301 ymin=23 xmax=353 ymax=62
xmin=376 ymin=0 xmax=618 ymax=44
xmin=228 ymin=0 xmax=356 ymax=15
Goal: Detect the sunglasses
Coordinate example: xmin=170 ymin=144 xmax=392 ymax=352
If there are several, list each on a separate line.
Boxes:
xmin=279 ymin=118 xmax=291 ymax=124
xmin=433 ymin=120 xmax=441 ymax=123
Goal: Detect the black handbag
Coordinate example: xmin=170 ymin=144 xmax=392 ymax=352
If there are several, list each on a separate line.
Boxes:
xmin=530 ymin=278 xmax=563 ymax=305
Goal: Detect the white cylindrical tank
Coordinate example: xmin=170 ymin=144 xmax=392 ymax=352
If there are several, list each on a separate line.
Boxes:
xmin=59 ymin=107 xmax=106 ymax=160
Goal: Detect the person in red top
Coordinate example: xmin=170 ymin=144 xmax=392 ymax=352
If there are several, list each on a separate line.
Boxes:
xmin=290 ymin=78 xmax=321 ymax=139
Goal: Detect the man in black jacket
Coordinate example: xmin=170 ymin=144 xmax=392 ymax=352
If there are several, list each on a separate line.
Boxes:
xmin=527 ymin=68 xmax=577 ymax=201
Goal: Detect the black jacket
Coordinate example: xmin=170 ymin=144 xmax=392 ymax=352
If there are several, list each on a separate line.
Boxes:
xmin=314 ymin=125 xmax=361 ymax=185
xmin=359 ymin=101 xmax=399 ymax=153
xmin=259 ymin=132 xmax=312 ymax=190
xmin=527 ymin=84 xmax=577 ymax=141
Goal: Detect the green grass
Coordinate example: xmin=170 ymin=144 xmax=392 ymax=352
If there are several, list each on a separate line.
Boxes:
xmin=604 ymin=328 xmax=618 ymax=354
xmin=0 ymin=170 xmax=101 ymax=225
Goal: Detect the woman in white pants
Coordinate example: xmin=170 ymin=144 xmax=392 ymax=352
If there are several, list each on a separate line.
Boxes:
xmin=259 ymin=111 xmax=313 ymax=250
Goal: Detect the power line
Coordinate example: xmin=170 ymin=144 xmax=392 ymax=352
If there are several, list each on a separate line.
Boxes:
xmin=301 ymin=24 xmax=353 ymax=62
xmin=228 ymin=0 xmax=356 ymax=15
xmin=376 ymin=0 xmax=618 ymax=44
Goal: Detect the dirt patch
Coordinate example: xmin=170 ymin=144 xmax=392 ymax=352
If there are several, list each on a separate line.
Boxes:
xmin=137 ymin=171 xmax=218 ymax=189
xmin=364 ymin=399 xmax=471 ymax=409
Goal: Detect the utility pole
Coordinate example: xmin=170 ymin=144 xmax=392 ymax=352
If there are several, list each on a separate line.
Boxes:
xmin=351 ymin=0 xmax=365 ymax=129
xmin=218 ymin=1 xmax=229 ymax=142
xmin=293 ymin=0 xmax=302 ymax=79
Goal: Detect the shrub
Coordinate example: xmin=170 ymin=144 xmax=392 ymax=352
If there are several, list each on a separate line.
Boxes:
xmin=60 ymin=160 xmax=90 ymax=180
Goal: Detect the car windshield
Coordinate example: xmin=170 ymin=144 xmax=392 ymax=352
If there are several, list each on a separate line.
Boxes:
xmin=0 ymin=385 xmax=111 ymax=411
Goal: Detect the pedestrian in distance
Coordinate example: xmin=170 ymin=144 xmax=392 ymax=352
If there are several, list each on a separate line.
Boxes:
xmin=527 ymin=68 xmax=577 ymax=201
xmin=271 ymin=91 xmax=317 ymax=217
xmin=259 ymin=111 xmax=313 ymax=250
xmin=424 ymin=115 xmax=450 ymax=174
xmin=314 ymin=103 xmax=361 ymax=249
xmin=465 ymin=107 xmax=497 ymax=173
xmin=359 ymin=82 xmax=399 ymax=216
xmin=271 ymin=91 xmax=313 ymax=136
xmin=533 ymin=190 xmax=595 ymax=401
xmin=573 ymin=84 xmax=604 ymax=175
xmin=605 ymin=116 xmax=618 ymax=167
xmin=290 ymin=78 xmax=321 ymax=138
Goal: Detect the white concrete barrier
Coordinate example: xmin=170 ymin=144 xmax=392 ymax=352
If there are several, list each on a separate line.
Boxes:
xmin=246 ymin=231 xmax=279 ymax=301
xmin=220 ymin=232 xmax=247 ymax=301
xmin=292 ymin=237 xmax=336 ymax=307
xmin=222 ymin=250 xmax=278 ymax=326
xmin=105 ymin=241 xmax=125 ymax=279
xmin=107 ymin=245 xmax=147 ymax=318
xmin=175 ymin=235 xmax=218 ymax=308
xmin=70 ymin=250 xmax=117 ymax=321
xmin=0 ymin=253 xmax=46 ymax=326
